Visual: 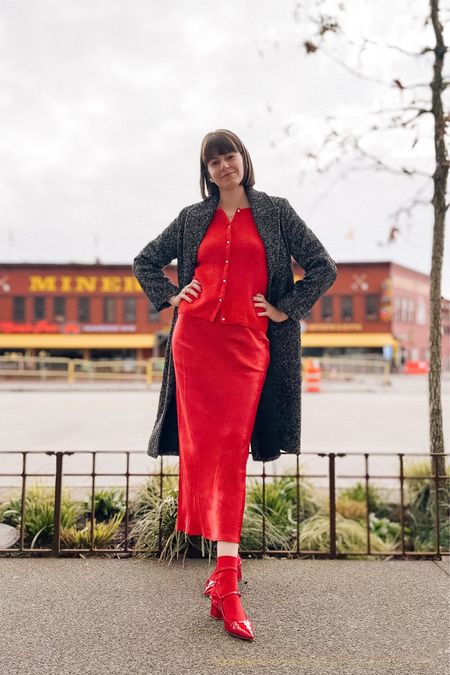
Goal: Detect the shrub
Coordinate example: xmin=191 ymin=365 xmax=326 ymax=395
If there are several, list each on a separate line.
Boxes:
xmin=403 ymin=458 xmax=450 ymax=504
xmin=60 ymin=514 xmax=124 ymax=548
xmin=0 ymin=481 xmax=82 ymax=548
xmin=82 ymin=488 xmax=126 ymax=523
xmin=127 ymin=471 xmax=214 ymax=562
xmin=339 ymin=482 xmax=388 ymax=516
xmin=405 ymin=473 xmax=450 ymax=552
xmin=298 ymin=513 xmax=392 ymax=558
xmin=335 ymin=497 xmax=367 ymax=520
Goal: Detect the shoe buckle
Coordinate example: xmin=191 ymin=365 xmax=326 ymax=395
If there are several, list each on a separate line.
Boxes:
xmin=217 ymin=590 xmax=241 ymax=601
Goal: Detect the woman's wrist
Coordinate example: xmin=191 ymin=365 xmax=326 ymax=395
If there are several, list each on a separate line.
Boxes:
xmin=274 ymin=308 xmax=289 ymax=322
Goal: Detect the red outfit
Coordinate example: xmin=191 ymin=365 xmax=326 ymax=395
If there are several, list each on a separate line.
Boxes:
xmin=178 ymin=207 xmax=269 ymax=332
xmin=172 ymin=207 xmax=270 ymax=542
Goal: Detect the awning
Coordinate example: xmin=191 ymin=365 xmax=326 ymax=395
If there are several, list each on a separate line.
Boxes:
xmin=301 ymin=332 xmax=398 ymax=347
xmin=0 ymin=334 xmax=156 ymax=349
xmin=0 ymin=331 xmax=397 ymax=350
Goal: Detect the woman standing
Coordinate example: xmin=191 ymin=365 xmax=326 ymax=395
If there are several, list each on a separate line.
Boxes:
xmin=132 ymin=129 xmax=337 ymax=642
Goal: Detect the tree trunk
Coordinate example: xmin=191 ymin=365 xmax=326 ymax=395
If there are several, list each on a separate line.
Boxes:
xmin=429 ymin=0 xmax=449 ymax=550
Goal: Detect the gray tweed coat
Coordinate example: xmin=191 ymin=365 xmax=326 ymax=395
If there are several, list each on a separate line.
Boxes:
xmin=132 ymin=185 xmax=337 ymax=462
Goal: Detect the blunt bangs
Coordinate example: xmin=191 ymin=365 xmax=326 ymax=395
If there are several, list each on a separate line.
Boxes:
xmin=199 ymin=129 xmax=255 ymax=200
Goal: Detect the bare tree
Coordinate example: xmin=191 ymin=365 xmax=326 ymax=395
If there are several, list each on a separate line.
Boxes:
xmin=275 ymin=0 xmax=448 ymax=482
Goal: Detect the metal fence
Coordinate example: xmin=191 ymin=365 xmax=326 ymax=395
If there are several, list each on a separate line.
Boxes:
xmin=0 ymin=354 xmax=392 ymax=387
xmin=0 ymin=354 xmax=165 ymax=383
xmin=313 ymin=356 xmax=391 ymax=387
xmin=0 ymin=450 xmax=448 ymax=559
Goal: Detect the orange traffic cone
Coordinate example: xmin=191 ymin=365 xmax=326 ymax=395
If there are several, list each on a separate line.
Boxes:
xmin=404 ymin=360 xmax=429 ymax=374
xmin=305 ymin=358 xmax=321 ymax=392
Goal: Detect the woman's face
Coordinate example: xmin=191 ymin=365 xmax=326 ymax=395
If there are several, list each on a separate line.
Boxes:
xmin=207 ymin=150 xmax=245 ymax=191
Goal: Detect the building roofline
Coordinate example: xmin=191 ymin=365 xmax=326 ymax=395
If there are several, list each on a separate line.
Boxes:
xmin=0 ymin=259 xmax=436 ymax=283
xmin=0 ymin=259 xmax=428 ymax=270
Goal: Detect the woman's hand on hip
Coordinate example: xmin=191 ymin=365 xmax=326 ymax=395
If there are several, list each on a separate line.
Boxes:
xmin=169 ymin=279 xmax=202 ymax=306
xmin=253 ymin=293 xmax=289 ymax=322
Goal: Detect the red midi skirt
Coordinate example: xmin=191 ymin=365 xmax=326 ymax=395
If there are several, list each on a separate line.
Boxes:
xmin=172 ymin=313 xmax=270 ymax=543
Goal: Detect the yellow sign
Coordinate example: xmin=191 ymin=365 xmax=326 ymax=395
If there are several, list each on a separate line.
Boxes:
xmin=28 ymin=275 xmax=142 ymax=294
xmin=307 ymin=323 xmax=364 ymax=332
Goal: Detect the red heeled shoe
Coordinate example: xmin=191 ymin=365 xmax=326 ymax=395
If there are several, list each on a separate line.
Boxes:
xmin=203 ymin=555 xmax=243 ymax=597
xmin=209 ymin=567 xmax=255 ymax=641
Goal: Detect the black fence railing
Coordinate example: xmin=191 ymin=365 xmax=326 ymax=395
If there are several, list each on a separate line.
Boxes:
xmin=0 ymin=450 xmax=448 ymax=559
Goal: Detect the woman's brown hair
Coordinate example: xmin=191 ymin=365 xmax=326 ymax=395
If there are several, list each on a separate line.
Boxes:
xmin=199 ymin=129 xmax=255 ymax=200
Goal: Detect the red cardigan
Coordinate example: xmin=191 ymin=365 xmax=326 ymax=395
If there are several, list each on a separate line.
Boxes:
xmin=178 ymin=207 xmax=269 ymax=333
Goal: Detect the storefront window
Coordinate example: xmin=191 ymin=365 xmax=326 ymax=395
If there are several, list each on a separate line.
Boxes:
xmin=365 ymin=295 xmax=378 ymax=320
xmin=321 ymin=296 xmax=333 ymax=321
xmin=103 ymin=297 xmax=116 ymax=323
xmin=401 ymin=297 xmax=409 ymax=322
xmin=13 ymin=296 xmax=25 ymax=322
xmin=124 ymin=298 xmax=136 ymax=323
xmin=53 ymin=297 xmax=66 ymax=322
xmin=341 ymin=296 xmax=353 ymax=321
xmin=78 ymin=297 xmax=90 ymax=323
xmin=33 ymin=297 xmax=45 ymax=321
xmin=416 ymin=298 xmax=426 ymax=325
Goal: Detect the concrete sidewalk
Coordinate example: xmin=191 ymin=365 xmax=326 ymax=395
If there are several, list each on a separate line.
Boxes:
xmin=2 ymin=371 xmax=448 ymax=392
xmin=0 ymin=556 xmax=449 ymax=675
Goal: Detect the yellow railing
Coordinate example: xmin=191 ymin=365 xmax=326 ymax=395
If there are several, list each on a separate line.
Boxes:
xmin=303 ymin=356 xmax=391 ymax=387
xmin=0 ymin=354 xmax=165 ymax=384
xmin=0 ymin=354 xmax=391 ymax=385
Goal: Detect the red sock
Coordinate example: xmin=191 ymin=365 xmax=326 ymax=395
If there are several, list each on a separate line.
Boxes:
xmin=215 ymin=555 xmax=246 ymax=621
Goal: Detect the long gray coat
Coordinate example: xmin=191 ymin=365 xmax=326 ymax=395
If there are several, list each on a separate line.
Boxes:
xmin=132 ymin=185 xmax=337 ymax=462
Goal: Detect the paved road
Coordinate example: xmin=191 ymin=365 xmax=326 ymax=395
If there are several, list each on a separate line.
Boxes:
xmin=0 ymin=556 xmax=448 ymax=675
xmin=0 ymin=374 xmax=448 ymax=493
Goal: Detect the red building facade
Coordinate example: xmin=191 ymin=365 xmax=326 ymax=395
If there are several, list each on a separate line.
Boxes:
xmin=0 ymin=264 xmax=164 ymax=360
xmin=0 ymin=261 xmax=448 ymax=370
xmin=301 ymin=261 xmax=450 ymax=370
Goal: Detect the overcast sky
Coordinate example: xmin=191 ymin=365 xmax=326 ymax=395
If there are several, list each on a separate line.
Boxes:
xmin=1 ymin=0 xmax=449 ymax=296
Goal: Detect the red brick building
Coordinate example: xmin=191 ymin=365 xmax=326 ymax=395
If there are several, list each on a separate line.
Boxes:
xmin=301 ymin=261 xmax=450 ymax=371
xmin=0 ymin=261 xmax=448 ymax=370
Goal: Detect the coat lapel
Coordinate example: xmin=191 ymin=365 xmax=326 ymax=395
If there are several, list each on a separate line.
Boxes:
xmin=182 ymin=186 xmax=280 ymax=292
